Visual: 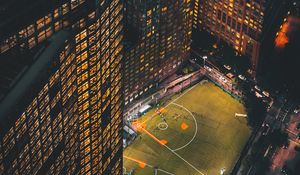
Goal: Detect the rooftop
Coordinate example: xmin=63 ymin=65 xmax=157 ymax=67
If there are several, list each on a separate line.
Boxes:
xmin=0 ymin=31 xmax=69 ymax=119
xmin=0 ymin=0 xmax=65 ymax=40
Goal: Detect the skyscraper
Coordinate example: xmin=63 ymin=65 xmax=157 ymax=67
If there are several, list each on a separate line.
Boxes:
xmin=123 ymin=0 xmax=193 ymax=105
xmin=0 ymin=0 xmax=123 ymax=174
xmin=193 ymin=0 xmax=265 ymax=70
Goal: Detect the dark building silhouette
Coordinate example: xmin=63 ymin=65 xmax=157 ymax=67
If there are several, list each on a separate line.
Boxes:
xmin=259 ymin=0 xmax=300 ymax=98
xmin=0 ymin=0 xmax=123 ymax=174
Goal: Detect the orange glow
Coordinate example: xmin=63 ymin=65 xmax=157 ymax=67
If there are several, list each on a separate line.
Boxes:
xmin=132 ymin=121 xmax=145 ymax=131
xmin=274 ymin=16 xmax=300 ymax=49
xmin=139 ymin=162 xmax=146 ymax=168
xmin=275 ymin=21 xmax=289 ymax=49
xmin=181 ymin=122 xmax=189 ymax=130
xmin=158 ymin=107 xmax=167 ymax=113
xmin=124 ymin=156 xmax=147 ymax=168
xmin=160 ymin=140 xmax=168 ymax=145
xmin=140 ymin=127 xmax=167 ymax=145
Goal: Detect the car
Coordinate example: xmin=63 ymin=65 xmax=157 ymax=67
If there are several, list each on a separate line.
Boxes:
xmin=255 ymin=91 xmax=263 ymax=98
xmin=247 ymin=69 xmax=253 ymax=74
xmin=262 ymin=91 xmax=270 ymax=97
xmin=262 ymin=124 xmax=270 ymax=136
xmin=223 ymin=65 xmax=231 ymax=71
xmin=238 ymin=75 xmax=246 ymax=81
xmin=254 ymin=85 xmax=261 ymax=91
xmin=204 ymin=66 xmax=212 ymax=72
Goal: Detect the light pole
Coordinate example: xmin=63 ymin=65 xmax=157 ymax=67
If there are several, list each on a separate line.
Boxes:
xmin=220 ymin=168 xmax=226 ymax=175
xmin=203 ymin=56 xmax=208 ymax=67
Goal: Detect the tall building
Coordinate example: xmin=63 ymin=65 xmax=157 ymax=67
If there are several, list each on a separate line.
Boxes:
xmin=193 ymin=0 xmax=265 ymax=70
xmin=0 ymin=0 xmax=123 ymax=174
xmin=124 ymin=0 xmax=193 ymax=105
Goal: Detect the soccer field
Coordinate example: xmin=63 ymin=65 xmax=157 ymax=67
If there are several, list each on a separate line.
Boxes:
xmin=123 ymin=81 xmax=251 ymax=175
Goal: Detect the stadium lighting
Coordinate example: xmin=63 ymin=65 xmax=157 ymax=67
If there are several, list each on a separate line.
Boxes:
xmin=220 ymin=168 xmax=226 ymax=175
xmin=202 ymin=56 xmax=207 ymax=66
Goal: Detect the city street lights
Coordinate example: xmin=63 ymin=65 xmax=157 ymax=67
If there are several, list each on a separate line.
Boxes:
xmin=203 ymin=56 xmax=208 ymax=66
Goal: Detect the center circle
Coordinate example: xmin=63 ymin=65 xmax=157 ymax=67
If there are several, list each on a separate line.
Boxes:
xmin=157 ymin=122 xmax=168 ymax=130
xmin=153 ymin=103 xmax=197 ymax=151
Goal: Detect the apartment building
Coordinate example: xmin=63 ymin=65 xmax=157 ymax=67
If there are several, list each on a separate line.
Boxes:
xmin=0 ymin=0 xmax=123 ymax=174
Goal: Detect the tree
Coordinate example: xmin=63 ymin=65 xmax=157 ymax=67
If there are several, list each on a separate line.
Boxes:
xmin=242 ymin=83 xmax=267 ymax=128
xmin=258 ymin=21 xmax=300 ymax=100
xmin=268 ymin=129 xmax=289 ymax=147
xmin=294 ymin=158 xmax=300 ymax=175
xmin=255 ymin=157 xmax=271 ymax=175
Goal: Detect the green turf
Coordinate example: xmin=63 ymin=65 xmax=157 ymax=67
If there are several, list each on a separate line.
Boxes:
xmin=124 ymin=81 xmax=251 ymax=175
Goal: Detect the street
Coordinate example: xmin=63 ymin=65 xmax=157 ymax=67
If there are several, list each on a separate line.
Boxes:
xmin=268 ymin=111 xmax=300 ymax=175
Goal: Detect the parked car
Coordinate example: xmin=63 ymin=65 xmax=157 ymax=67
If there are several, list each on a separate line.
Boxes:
xmin=238 ymin=74 xmax=246 ymax=81
xmin=262 ymin=91 xmax=270 ymax=97
xmin=223 ymin=65 xmax=231 ymax=71
xmin=262 ymin=124 xmax=270 ymax=136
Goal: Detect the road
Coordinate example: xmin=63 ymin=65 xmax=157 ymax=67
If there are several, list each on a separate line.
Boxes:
xmin=236 ymin=100 xmax=284 ymax=175
xmin=268 ymin=111 xmax=300 ymax=175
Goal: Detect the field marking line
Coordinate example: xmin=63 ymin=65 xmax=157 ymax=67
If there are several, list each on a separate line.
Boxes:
xmin=140 ymin=127 xmax=166 ymax=145
xmin=163 ymin=139 xmax=205 ymax=175
xmin=123 ymin=155 xmax=175 ymax=175
xmin=157 ymin=169 xmax=176 ymax=175
xmin=157 ymin=122 xmax=169 ymax=130
xmin=124 ymin=155 xmax=150 ymax=167
xmin=139 ymin=126 xmax=205 ymax=175
xmin=170 ymin=102 xmax=198 ymax=152
xmin=139 ymin=84 xmax=198 ymax=125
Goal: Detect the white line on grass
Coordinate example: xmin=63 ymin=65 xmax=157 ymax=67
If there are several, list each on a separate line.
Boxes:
xmin=161 ymin=142 xmax=205 ymax=175
xmin=171 ymin=102 xmax=198 ymax=152
xmin=123 ymin=156 xmax=175 ymax=175
xmin=140 ymin=84 xmax=198 ymax=125
xmin=134 ymin=83 xmax=205 ymax=174
xmin=157 ymin=168 xmax=176 ymax=175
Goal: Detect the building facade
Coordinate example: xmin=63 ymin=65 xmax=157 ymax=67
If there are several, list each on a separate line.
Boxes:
xmin=124 ymin=0 xmax=193 ymax=105
xmin=193 ymin=0 xmax=265 ymax=70
xmin=0 ymin=0 xmax=123 ymax=174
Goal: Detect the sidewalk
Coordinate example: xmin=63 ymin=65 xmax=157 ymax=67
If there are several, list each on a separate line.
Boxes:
xmin=268 ymin=113 xmax=300 ymax=174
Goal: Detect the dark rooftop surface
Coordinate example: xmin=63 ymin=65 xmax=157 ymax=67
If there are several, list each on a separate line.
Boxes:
xmin=0 ymin=0 xmax=65 ymax=40
xmin=0 ymin=31 xmax=69 ymax=118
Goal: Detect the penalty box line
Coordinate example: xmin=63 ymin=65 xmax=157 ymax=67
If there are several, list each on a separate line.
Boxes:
xmin=123 ymin=155 xmax=175 ymax=175
xmin=170 ymin=102 xmax=198 ymax=152
xmin=139 ymin=126 xmax=205 ymax=175
xmin=139 ymin=84 xmax=198 ymax=126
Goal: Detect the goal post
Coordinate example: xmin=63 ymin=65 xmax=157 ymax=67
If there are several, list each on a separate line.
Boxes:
xmin=235 ymin=113 xmax=247 ymax=118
